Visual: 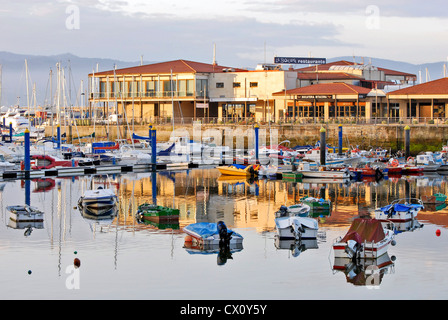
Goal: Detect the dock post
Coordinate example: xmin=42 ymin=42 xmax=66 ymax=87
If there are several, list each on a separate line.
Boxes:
xmin=24 ymin=128 xmax=30 ymax=178
xmin=255 ymin=124 xmax=259 ymax=163
xmin=404 ymin=125 xmax=410 ymax=159
xmin=338 ymin=124 xmax=343 ymax=156
xmin=320 ymin=127 xmax=326 ymax=166
xmin=9 ymin=123 xmax=12 ymax=142
xmin=57 ymin=125 xmax=61 ymax=149
xmin=151 ymin=127 xmax=157 ymax=171
xmin=148 ymin=123 xmax=152 ymax=147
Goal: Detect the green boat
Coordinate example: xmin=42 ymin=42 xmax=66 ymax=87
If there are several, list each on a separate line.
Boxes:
xmin=282 ymin=172 xmax=303 ymax=182
xmin=421 ymin=193 xmax=447 ymax=204
xmin=137 ymin=203 xmax=180 ymax=222
xmin=300 ymin=196 xmax=331 ymax=212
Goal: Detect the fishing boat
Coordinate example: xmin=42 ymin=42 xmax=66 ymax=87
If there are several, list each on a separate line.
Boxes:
xmin=183 ymin=221 xmax=243 ymax=246
xmin=333 ymin=218 xmax=395 ymax=260
xmin=78 ymin=186 xmax=118 ymax=217
xmin=217 ymin=164 xmax=259 ymax=176
xmin=415 ymin=152 xmax=441 ymax=171
xmin=7 ymin=204 xmax=44 ymax=222
xmin=136 ymin=203 xmax=180 ymax=222
xmin=300 ymin=196 xmax=331 ymax=212
xmin=421 ymin=193 xmax=447 ymax=204
xmin=374 ymin=198 xmax=424 ymax=222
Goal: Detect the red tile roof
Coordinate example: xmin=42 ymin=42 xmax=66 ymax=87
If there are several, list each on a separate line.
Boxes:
xmin=387 ymin=77 xmax=448 ymax=95
xmin=90 ymin=59 xmax=247 ymax=76
xmin=273 ymin=82 xmax=372 ymax=96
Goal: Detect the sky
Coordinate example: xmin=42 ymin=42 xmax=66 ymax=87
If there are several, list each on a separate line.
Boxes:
xmin=1 ymin=0 xmax=448 ymax=68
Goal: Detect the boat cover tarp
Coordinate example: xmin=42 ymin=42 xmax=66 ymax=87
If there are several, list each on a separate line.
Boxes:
xmin=231 ymin=164 xmax=247 ymax=170
xmin=379 ymin=203 xmax=421 ymax=212
xmin=183 ymin=222 xmax=242 ymax=239
xmin=341 ymin=218 xmax=385 ymax=244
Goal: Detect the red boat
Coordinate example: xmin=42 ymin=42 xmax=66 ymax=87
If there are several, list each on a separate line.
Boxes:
xmin=386 ymin=158 xmax=402 ymax=175
xmin=30 ymin=155 xmax=78 ymax=170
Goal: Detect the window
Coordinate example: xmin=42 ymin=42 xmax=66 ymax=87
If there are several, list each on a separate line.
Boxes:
xmin=233 ymin=82 xmax=241 ymax=88
xmin=249 ymin=82 xmax=258 ymax=88
xmin=216 ymin=82 xmax=224 ymax=88
xmin=196 ymin=79 xmax=208 ymax=97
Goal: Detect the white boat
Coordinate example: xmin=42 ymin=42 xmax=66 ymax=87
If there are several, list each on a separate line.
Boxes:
xmin=302 ymin=147 xmax=362 ymax=166
xmin=275 ymin=215 xmax=319 ymax=240
xmin=7 ymin=204 xmax=44 ymax=222
xmin=415 ymin=152 xmax=441 ymax=171
xmin=78 ymin=186 xmax=118 ymax=216
xmin=375 ymin=198 xmax=424 ymax=222
xmin=275 ymin=204 xmax=311 ymax=217
xmin=333 ymin=218 xmax=395 ymax=260
xmin=297 ymin=163 xmax=350 ymax=179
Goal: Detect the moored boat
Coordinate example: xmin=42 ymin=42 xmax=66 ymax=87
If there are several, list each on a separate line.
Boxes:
xmin=421 ymin=193 xmax=447 ymax=204
xmin=275 ymin=203 xmax=311 ymax=217
xmin=183 ymin=221 xmax=243 ymax=246
xmin=137 ymin=203 xmax=180 ymax=222
xmin=375 ymin=198 xmax=424 ymax=222
xmin=333 ymin=218 xmax=395 ymax=260
xmin=300 ymin=196 xmax=331 ymax=212
xmin=217 ymin=164 xmax=259 ymax=176
xmin=7 ymin=204 xmax=44 ymax=222
xmin=275 ymin=214 xmax=318 ymax=240
xmin=78 ymin=186 xmax=118 ymax=216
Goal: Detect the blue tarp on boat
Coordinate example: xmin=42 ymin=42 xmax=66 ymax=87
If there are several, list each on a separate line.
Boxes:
xmin=380 ymin=203 xmax=422 ymax=213
xmin=183 ymin=222 xmax=242 ymax=239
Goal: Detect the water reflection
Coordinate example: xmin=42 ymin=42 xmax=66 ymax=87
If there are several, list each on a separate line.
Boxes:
xmin=10 ymin=168 xmax=448 ymax=236
xmin=1 ymin=168 xmax=448 ymax=297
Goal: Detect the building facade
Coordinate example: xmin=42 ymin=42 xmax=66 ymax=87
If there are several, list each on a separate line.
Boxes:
xmin=88 ymin=59 xmax=427 ymax=124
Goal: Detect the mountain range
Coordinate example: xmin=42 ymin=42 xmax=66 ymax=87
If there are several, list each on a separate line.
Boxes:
xmin=0 ymin=51 xmax=446 ymax=107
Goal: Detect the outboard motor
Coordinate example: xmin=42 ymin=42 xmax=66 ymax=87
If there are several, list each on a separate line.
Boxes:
xmin=217 ymin=221 xmax=232 ymax=243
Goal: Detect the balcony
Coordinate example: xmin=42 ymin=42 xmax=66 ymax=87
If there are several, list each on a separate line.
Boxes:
xmin=89 ymin=90 xmax=205 ymax=100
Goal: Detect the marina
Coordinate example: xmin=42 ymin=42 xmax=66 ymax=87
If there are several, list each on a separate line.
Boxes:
xmin=1 ymin=165 xmax=448 ymax=299
xmin=3 ymin=2 xmax=448 ymax=304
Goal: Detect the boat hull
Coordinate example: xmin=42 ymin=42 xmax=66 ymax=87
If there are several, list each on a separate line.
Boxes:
xmin=7 ymin=205 xmax=44 ymax=222
xmin=333 ymin=229 xmax=394 ymax=259
xmin=275 ymin=216 xmax=318 ymax=240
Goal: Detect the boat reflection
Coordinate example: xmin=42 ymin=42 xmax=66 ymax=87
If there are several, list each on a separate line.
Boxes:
xmin=274 ymin=236 xmax=318 ymax=258
xmin=332 ymin=253 xmax=395 ymax=287
xmin=183 ymin=240 xmax=244 ymax=266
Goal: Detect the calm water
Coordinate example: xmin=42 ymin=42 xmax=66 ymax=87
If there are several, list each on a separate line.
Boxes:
xmin=1 ymin=168 xmax=448 ymax=300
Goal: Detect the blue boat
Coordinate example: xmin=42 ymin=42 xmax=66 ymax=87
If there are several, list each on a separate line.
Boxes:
xmin=183 ymin=221 xmax=243 ymax=246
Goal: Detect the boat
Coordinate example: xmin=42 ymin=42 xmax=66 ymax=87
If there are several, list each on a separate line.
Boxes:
xmin=78 ymin=186 xmax=118 ymax=216
xmin=275 ymin=203 xmax=311 ymax=218
xmin=217 ymin=164 xmax=259 ymax=176
xmin=136 ymin=203 xmax=180 ymax=222
xmin=333 ymin=218 xmax=395 ymax=260
xmin=300 ymin=196 xmax=331 ymax=212
xmin=183 ymin=221 xmax=243 ymax=246
xmin=7 ymin=204 xmax=44 ymax=222
xmin=274 ymin=213 xmax=318 ymax=240
xmin=415 ymin=153 xmax=441 ymax=171
xmin=375 ymin=198 xmax=424 ymax=222
xmin=30 ymin=154 xmax=78 ymax=170
xmin=350 ymin=164 xmax=383 ymax=179
xmin=421 ymin=193 xmax=447 ymax=204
